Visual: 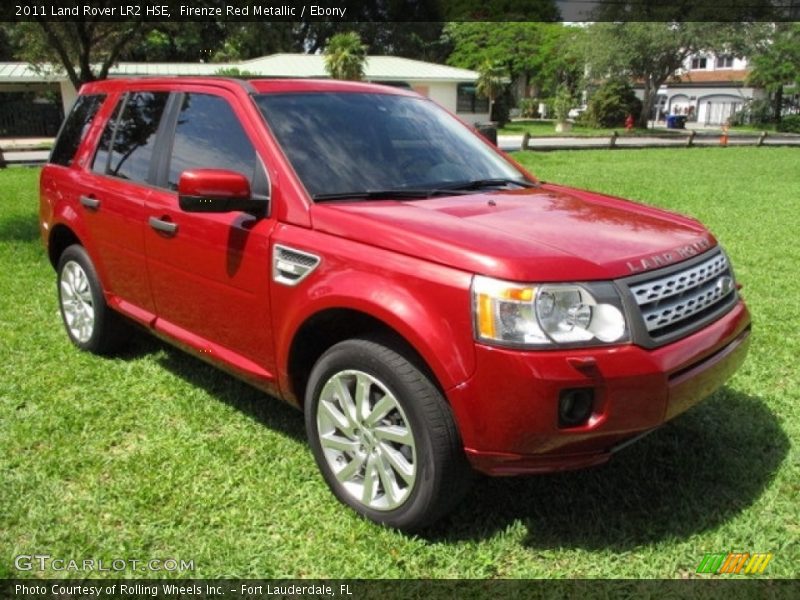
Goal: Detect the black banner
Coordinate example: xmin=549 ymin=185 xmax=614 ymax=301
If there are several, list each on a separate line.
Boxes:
xmin=1 ymin=0 xmax=799 ymax=22
xmin=3 ymin=579 xmax=800 ymax=600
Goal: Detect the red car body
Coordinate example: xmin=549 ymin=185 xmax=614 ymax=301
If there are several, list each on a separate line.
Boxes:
xmin=40 ymin=77 xmax=750 ymax=510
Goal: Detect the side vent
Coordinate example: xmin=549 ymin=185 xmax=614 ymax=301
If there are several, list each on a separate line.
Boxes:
xmin=273 ymin=244 xmax=321 ymax=286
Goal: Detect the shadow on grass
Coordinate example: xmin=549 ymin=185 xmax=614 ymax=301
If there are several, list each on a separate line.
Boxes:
xmin=0 ymin=214 xmax=40 ymax=243
xmin=106 ymin=334 xmax=787 ymax=548
xmin=426 ymin=388 xmax=787 ymax=549
xmin=120 ymin=331 xmax=306 ymax=443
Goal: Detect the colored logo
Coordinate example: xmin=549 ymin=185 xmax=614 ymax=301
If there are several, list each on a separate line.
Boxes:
xmin=696 ymin=552 xmax=773 ymax=575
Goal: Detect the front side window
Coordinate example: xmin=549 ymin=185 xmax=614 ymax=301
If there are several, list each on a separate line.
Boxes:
xmin=167 ymin=93 xmax=256 ymax=190
xmin=107 ymin=92 xmax=169 ymax=183
xmin=256 ymin=92 xmax=523 ymax=199
xmin=50 ymin=94 xmax=105 ymax=167
xmin=456 ymin=83 xmax=489 ymax=114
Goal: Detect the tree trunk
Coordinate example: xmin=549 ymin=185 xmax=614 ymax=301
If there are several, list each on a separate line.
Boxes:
xmin=774 ymin=85 xmax=783 ymax=124
xmin=638 ymin=84 xmax=654 ymax=129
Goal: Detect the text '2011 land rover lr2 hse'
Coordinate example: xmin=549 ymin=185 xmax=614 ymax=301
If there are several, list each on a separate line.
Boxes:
xmin=41 ymin=78 xmax=751 ymax=530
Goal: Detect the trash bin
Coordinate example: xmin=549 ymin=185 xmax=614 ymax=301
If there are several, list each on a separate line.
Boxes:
xmin=666 ymin=115 xmax=687 ymax=129
xmin=475 ymin=122 xmax=498 ymax=146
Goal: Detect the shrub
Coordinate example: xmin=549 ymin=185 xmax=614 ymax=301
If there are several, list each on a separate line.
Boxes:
xmin=777 ymin=114 xmax=800 ymax=133
xmin=733 ymin=98 xmax=774 ymax=126
xmin=491 ymin=88 xmax=513 ymax=127
xmin=584 ymin=79 xmax=642 ymax=128
xmin=518 ymin=98 xmax=538 ymax=118
xmin=553 ymin=86 xmax=574 ymax=122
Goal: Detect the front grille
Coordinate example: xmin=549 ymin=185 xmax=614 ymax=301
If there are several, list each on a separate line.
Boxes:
xmin=627 ymin=250 xmax=736 ymax=341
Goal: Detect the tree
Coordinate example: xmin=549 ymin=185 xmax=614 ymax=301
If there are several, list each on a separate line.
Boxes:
xmin=15 ymin=16 xmax=151 ymax=89
xmin=476 ymin=60 xmax=507 ymax=123
xmin=746 ymin=23 xmax=800 ymax=123
xmin=583 ymin=79 xmax=642 ymax=128
xmin=444 ymin=23 xmax=584 ymax=101
xmin=324 ymin=32 xmax=368 ymax=81
xmin=581 ymin=23 xmax=732 ymax=128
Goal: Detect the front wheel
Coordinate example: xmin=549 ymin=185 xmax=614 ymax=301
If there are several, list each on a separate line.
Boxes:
xmin=305 ymin=338 xmax=471 ymax=531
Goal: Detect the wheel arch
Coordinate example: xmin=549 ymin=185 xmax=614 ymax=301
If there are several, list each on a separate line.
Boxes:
xmin=285 ymin=307 xmax=450 ymax=409
xmin=47 ymin=223 xmax=83 ymax=268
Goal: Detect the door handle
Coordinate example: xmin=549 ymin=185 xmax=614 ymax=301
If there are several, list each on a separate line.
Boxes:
xmin=148 ymin=216 xmax=178 ymax=236
xmin=79 ymin=195 xmax=100 ymax=210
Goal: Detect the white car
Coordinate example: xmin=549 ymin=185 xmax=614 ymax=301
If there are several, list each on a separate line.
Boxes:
xmin=568 ymin=105 xmax=587 ymax=119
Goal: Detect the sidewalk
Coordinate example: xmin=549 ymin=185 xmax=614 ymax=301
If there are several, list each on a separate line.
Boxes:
xmin=499 ymin=131 xmax=800 ymax=152
xmin=1 ymin=137 xmax=54 ymax=150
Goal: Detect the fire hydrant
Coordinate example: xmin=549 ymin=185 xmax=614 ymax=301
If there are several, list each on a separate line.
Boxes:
xmin=625 ymin=114 xmax=635 ymax=133
xmin=720 ymin=121 xmax=730 ymax=146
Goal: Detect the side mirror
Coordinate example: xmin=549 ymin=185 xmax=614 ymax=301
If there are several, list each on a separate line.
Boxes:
xmin=178 ymin=169 xmax=264 ymax=214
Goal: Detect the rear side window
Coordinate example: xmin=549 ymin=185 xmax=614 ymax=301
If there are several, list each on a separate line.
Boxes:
xmin=106 ymin=92 xmax=169 ymax=183
xmin=91 ymin=97 xmax=124 ymax=174
xmin=50 ymin=94 xmax=105 ymax=166
xmin=167 ymin=93 xmax=256 ymax=190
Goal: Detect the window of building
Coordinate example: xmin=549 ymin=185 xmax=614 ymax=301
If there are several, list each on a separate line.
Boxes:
xmin=691 ymin=57 xmax=707 ymax=70
xmin=106 ymin=92 xmax=170 ymax=183
xmin=167 ymin=93 xmax=256 ymax=190
xmin=456 ymin=83 xmax=489 ymax=114
xmin=50 ymin=94 xmax=105 ymax=167
xmin=716 ymin=55 xmax=734 ymax=69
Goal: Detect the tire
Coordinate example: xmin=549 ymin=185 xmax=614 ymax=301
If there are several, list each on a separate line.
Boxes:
xmin=305 ymin=337 xmax=472 ymax=531
xmin=56 ymin=244 xmax=129 ymax=354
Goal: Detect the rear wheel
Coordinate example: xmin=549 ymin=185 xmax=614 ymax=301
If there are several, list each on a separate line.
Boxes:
xmin=305 ymin=337 xmax=471 ymax=530
xmin=56 ymin=245 xmax=129 ymax=354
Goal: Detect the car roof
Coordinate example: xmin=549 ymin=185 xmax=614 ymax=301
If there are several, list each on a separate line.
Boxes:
xmin=79 ymin=77 xmax=419 ymax=98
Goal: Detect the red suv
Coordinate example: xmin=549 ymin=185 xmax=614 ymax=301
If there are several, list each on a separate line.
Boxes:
xmin=40 ymin=78 xmax=751 ymax=530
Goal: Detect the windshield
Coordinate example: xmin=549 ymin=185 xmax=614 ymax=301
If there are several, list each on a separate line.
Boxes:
xmin=254 ymin=92 xmax=527 ymax=199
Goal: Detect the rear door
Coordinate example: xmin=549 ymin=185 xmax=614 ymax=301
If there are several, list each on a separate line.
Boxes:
xmin=60 ymin=91 xmax=170 ymax=321
xmin=143 ymin=87 xmax=278 ymax=386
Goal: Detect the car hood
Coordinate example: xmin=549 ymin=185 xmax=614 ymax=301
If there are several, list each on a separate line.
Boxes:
xmin=310 ymin=184 xmax=716 ymax=281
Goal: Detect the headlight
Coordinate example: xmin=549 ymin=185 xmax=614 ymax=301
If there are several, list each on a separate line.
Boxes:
xmin=472 ymin=275 xmax=628 ymax=347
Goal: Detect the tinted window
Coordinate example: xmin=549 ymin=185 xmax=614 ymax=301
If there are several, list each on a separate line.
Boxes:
xmin=107 ymin=92 xmax=169 ymax=183
xmin=168 ymin=94 xmax=256 ymax=190
xmin=50 ymin=94 xmax=105 ymax=166
xmin=91 ymin=97 xmax=124 ymax=174
xmin=256 ymin=93 xmax=522 ymax=198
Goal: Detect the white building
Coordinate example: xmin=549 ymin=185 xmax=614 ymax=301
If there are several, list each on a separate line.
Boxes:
xmin=0 ymin=54 xmax=489 ymax=137
xmin=641 ymin=52 xmax=765 ymax=125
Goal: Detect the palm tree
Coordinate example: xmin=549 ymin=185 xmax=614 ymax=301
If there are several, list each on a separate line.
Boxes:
xmin=476 ymin=60 xmax=507 ymax=122
xmin=324 ymin=32 xmax=367 ymax=81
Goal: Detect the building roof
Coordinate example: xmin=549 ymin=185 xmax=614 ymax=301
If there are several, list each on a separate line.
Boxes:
xmin=669 ymin=69 xmax=751 ymax=85
xmin=0 ymin=54 xmax=478 ymax=84
xmin=0 ymin=62 xmax=64 ymax=82
xmin=241 ymin=53 xmax=478 ymax=81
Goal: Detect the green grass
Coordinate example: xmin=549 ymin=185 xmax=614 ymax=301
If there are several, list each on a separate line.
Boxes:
xmin=1 ymin=149 xmax=799 ymax=580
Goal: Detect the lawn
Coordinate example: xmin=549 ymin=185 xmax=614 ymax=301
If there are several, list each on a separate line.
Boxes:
xmin=1 ymin=148 xmax=798 ymax=580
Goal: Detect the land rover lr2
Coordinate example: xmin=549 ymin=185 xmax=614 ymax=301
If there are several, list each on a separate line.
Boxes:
xmin=40 ymin=78 xmax=751 ymax=530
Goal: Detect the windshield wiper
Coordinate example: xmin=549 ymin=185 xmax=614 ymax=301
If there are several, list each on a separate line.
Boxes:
xmin=312 ymin=179 xmax=537 ymax=202
xmin=313 ymin=188 xmax=470 ymax=202
xmin=437 ymin=178 xmax=538 ymax=191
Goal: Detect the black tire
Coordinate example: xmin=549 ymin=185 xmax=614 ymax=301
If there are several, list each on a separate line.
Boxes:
xmin=305 ymin=337 xmax=472 ymax=531
xmin=56 ymin=244 xmax=129 ymax=354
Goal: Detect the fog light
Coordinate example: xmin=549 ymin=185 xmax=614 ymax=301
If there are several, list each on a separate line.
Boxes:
xmin=559 ymin=388 xmax=594 ymax=428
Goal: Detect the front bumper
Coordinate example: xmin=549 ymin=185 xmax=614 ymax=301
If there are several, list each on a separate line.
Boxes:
xmin=447 ymin=300 xmax=751 ymax=476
